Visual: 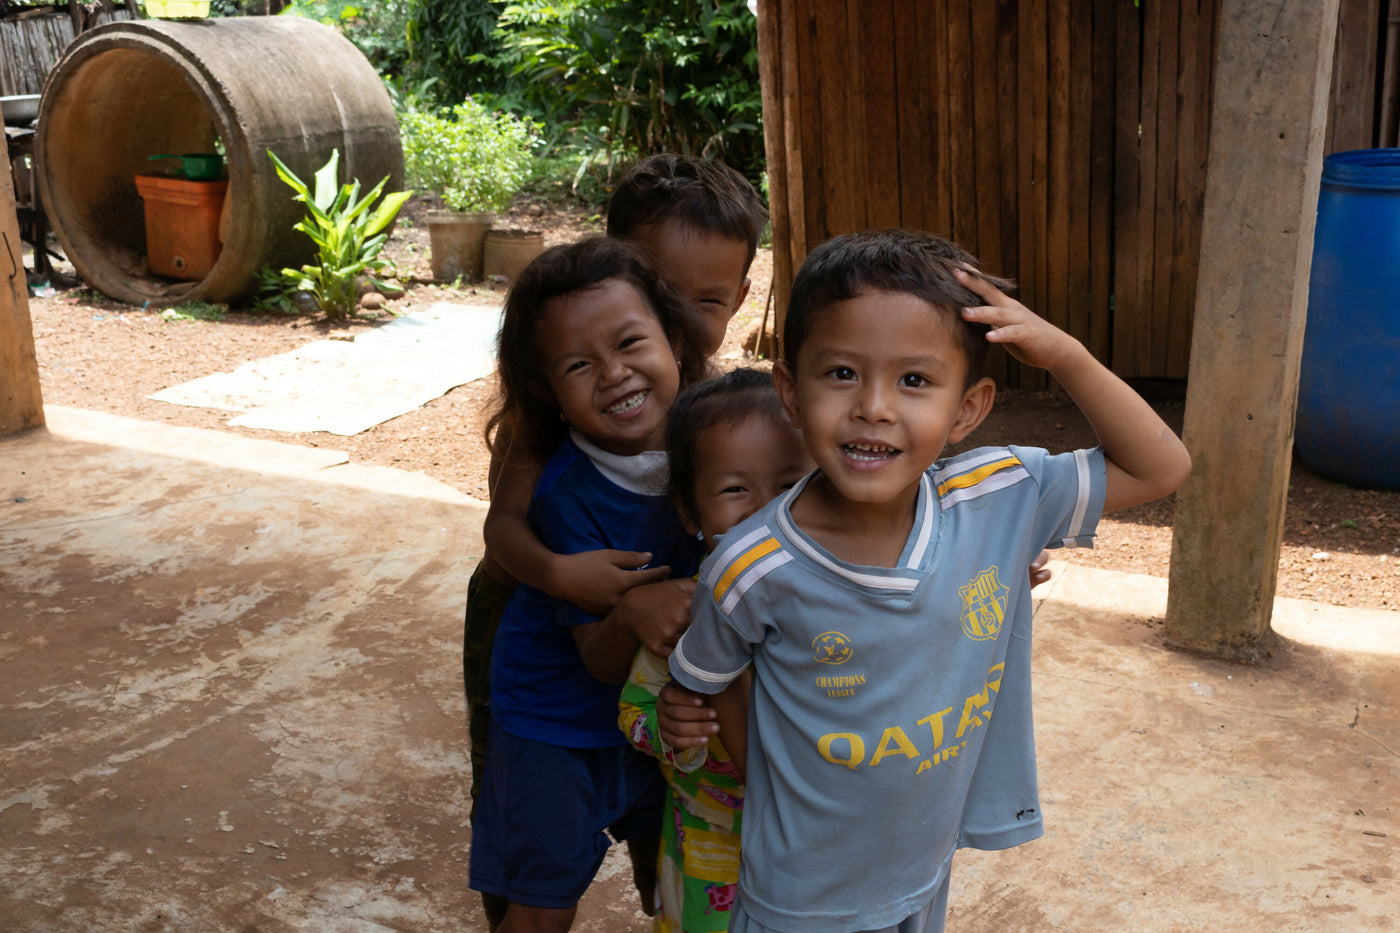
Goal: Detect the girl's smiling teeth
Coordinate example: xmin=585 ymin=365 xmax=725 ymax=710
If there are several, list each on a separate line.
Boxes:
xmin=843 ymin=441 xmax=899 ymax=461
xmin=604 ymin=390 xmax=649 ymax=416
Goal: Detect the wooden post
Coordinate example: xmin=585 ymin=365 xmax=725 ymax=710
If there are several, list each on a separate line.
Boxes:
xmin=1165 ymin=0 xmax=1339 ymax=659
xmin=755 ymin=0 xmax=793 ymax=348
xmin=1 ymin=132 xmax=45 ymax=436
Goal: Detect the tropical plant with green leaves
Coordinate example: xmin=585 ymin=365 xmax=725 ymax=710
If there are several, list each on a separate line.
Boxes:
xmin=490 ymin=0 xmax=763 ymax=184
xmin=266 ymin=149 xmax=411 ymax=319
xmin=275 ymin=0 xmax=416 ymax=81
xmin=405 ymin=0 xmax=509 ymax=102
xmin=399 ymin=98 xmax=541 ymax=213
xmin=402 ymin=0 xmax=764 ymax=192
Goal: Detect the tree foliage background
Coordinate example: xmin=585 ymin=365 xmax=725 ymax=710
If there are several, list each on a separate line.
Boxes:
xmin=245 ymin=0 xmax=764 ymax=198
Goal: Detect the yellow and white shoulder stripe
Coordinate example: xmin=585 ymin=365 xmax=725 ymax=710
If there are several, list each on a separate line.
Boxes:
xmin=702 ymin=524 xmax=793 ymax=615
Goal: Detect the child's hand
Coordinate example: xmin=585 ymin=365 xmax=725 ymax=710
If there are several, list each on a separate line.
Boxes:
xmin=957 ymin=269 xmax=1082 ymax=373
xmin=612 ymin=577 xmax=697 ymax=658
xmin=552 ymin=549 xmax=671 ymax=617
xmin=658 ymin=681 xmax=718 ymax=749
xmin=1029 ymin=550 xmax=1052 ymax=588
xmin=958 ymin=270 xmax=1191 ymax=512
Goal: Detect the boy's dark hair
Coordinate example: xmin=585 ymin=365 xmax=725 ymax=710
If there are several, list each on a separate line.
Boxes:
xmin=607 ymin=154 xmax=769 ymax=274
xmin=781 ymin=230 xmax=1014 ymax=385
xmin=488 ymin=236 xmax=709 ymax=461
xmin=666 ymin=368 xmax=790 ymax=528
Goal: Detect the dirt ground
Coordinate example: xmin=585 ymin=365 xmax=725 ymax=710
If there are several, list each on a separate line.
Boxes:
xmin=21 ymin=194 xmax=1400 ymax=610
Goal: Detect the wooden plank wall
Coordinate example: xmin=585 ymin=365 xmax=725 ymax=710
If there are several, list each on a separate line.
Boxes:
xmin=762 ymin=0 xmax=1183 ymax=386
xmin=0 ymin=12 xmax=76 ymax=97
xmin=762 ymin=0 xmax=1397 ymax=385
xmin=1112 ymin=0 xmax=1215 ymax=381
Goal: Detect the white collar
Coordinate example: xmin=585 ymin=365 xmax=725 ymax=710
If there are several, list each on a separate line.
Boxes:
xmin=570 ymin=429 xmax=670 ymax=496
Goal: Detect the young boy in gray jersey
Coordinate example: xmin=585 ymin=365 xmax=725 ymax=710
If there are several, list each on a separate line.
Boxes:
xmin=668 ymin=230 xmax=1191 ymax=933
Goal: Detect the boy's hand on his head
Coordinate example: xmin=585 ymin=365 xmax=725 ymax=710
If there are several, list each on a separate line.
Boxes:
xmin=658 ymin=681 xmax=719 ymax=749
xmin=958 ymin=272 xmax=1191 ymax=512
xmin=613 ymin=577 xmax=697 ymax=658
xmin=957 ymin=269 xmax=1082 ymax=374
xmin=552 ymin=549 xmax=670 ymax=617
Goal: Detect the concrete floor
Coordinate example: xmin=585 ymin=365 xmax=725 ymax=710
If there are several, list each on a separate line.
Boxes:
xmin=2 ymin=406 xmax=1397 ymax=932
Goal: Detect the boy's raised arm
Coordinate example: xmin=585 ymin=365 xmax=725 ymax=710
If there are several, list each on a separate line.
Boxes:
xmin=958 ymin=270 xmax=1192 ymax=513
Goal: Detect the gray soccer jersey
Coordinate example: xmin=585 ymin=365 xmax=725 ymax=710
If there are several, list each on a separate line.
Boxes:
xmin=670 ymin=445 xmax=1107 ymax=932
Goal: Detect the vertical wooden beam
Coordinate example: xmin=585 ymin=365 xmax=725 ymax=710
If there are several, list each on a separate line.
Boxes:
xmin=893 ymin=0 xmax=929 ymax=229
xmin=995 ymin=0 xmax=1021 ymax=282
xmin=756 ymin=0 xmax=794 ymax=333
xmin=1066 ymin=0 xmax=1094 ymax=351
xmin=1326 ymin=0 xmax=1380 ymax=153
xmin=1018 ymin=0 xmax=1050 ymax=390
xmin=859 ymin=0 xmax=900 ymax=228
xmin=1149 ymin=0 xmax=1180 ymax=377
xmin=1088 ymin=0 xmax=1117 ymax=365
xmin=947 ymin=0 xmax=979 ymax=249
xmin=1380 ymin=0 xmax=1400 ymax=147
xmin=1112 ymin=0 xmax=1145 ymax=377
xmin=2 ymin=132 xmax=45 ymax=436
xmin=1046 ymin=0 xmax=1071 ymax=336
xmin=1166 ymin=0 xmax=1340 ymax=659
xmin=781 ymin=0 xmax=808 ymax=266
xmin=1165 ymin=0 xmax=1204 ymax=379
xmin=970 ymin=1 xmax=1004 ymax=274
xmin=797 ymin=0 xmax=826 ymax=253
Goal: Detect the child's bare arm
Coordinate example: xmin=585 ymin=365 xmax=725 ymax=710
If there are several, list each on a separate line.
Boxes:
xmin=571 ymin=579 xmax=696 ymax=684
xmin=570 ymin=614 xmax=641 ymax=684
xmin=658 ymin=681 xmax=720 ymax=749
xmin=959 ymin=270 xmax=1192 ymax=512
xmin=609 ymin=577 xmax=697 ymax=658
xmin=483 ymin=441 xmax=669 ymax=616
xmin=710 ymin=670 xmax=752 ymax=782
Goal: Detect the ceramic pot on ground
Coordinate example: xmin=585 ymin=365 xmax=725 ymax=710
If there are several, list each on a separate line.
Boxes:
xmin=482 ymin=228 xmax=546 ymax=283
xmin=427 ymin=210 xmax=494 ymax=281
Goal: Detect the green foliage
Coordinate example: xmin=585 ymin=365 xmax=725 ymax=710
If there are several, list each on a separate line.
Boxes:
xmin=404 ymin=0 xmax=511 ymax=101
xmin=160 ymin=301 xmax=227 ymax=322
xmin=405 ymin=0 xmax=764 ymax=189
xmin=278 ymin=0 xmax=416 ymax=81
xmin=266 ymin=149 xmax=412 ymax=319
xmin=251 ymin=266 xmax=309 ymax=315
xmin=399 ymin=98 xmax=541 ymax=213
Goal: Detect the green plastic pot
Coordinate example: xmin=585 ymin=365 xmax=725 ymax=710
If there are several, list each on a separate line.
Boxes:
xmin=148 ymin=152 xmax=223 ymax=180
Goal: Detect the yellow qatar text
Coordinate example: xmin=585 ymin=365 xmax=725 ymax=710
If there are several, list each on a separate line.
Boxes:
xmin=816 ymin=663 xmax=1004 ymax=772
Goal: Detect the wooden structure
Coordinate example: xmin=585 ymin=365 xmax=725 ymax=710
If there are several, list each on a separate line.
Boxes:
xmin=1 ymin=2 xmax=138 ymax=97
xmin=756 ymin=0 xmax=1361 ymax=659
xmin=1165 ymin=0 xmax=1340 ymax=657
xmin=756 ymin=0 xmax=1400 ymax=386
xmin=1 ymin=131 xmax=45 ymax=437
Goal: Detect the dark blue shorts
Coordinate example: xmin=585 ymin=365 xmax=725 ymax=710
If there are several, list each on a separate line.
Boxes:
xmin=468 ymin=720 xmax=664 ymax=909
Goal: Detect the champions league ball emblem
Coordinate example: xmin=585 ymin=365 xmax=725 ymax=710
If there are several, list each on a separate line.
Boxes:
xmin=812 ymin=631 xmax=854 ymax=665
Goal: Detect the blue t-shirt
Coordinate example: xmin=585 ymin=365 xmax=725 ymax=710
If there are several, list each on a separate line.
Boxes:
xmin=670 ymin=446 xmax=1107 ymax=932
xmin=491 ymin=434 xmax=703 ymax=748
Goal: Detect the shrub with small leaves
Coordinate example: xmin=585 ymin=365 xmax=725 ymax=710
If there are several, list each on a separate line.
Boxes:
xmin=399 ymin=99 xmax=541 ymax=214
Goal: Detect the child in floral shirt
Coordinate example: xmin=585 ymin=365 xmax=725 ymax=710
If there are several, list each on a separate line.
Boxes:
xmin=619 ymin=369 xmax=813 ymax=932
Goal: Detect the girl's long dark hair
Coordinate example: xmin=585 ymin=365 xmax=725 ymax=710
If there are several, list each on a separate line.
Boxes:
xmin=487 ymin=236 xmax=710 ymax=461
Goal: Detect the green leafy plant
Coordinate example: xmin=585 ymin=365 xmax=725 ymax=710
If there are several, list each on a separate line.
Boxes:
xmin=266 ymin=148 xmax=411 ymax=319
xmin=399 ymin=98 xmax=540 ymax=213
xmin=481 ymin=0 xmax=764 ymax=186
xmin=277 ymin=1 xmax=415 ymax=82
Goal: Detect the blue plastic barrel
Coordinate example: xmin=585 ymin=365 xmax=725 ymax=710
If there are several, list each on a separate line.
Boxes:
xmin=1296 ymin=149 xmax=1400 ymax=489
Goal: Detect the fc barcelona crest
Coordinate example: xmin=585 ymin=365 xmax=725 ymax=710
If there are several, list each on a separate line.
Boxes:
xmin=960 ymin=566 xmax=1008 ymax=641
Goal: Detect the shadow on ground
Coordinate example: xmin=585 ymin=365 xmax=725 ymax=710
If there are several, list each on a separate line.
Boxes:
xmin=2 ymin=408 xmax=1396 ymax=931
